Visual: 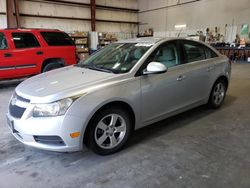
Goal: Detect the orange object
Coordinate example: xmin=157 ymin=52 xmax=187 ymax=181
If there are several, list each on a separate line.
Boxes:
xmin=70 ymin=132 xmax=80 ymax=138
xmin=240 ymin=38 xmax=246 ymax=45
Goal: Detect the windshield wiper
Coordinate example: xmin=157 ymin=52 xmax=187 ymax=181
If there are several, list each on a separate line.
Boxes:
xmin=77 ymin=64 xmax=114 ymax=73
xmin=95 ymin=65 xmax=117 ymax=73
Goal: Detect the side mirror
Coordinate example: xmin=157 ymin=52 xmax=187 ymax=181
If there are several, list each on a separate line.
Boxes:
xmin=143 ymin=62 xmax=167 ymax=75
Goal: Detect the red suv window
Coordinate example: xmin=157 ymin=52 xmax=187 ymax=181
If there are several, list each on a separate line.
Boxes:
xmin=0 ymin=32 xmax=8 ymax=50
xmin=40 ymin=32 xmax=74 ymax=46
xmin=12 ymin=32 xmax=40 ymax=48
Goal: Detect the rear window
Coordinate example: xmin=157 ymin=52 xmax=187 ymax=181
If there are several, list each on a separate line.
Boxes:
xmin=41 ymin=32 xmax=74 ymax=46
xmin=0 ymin=32 xmax=8 ymax=50
xmin=183 ymin=41 xmax=206 ymax=63
xmin=12 ymin=32 xmax=40 ymax=48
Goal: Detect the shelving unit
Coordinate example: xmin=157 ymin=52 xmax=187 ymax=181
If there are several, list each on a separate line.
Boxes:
xmin=137 ymin=28 xmax=154 ymax=38
xmin=137 ymin=34 xmax=153 ymax=38
xmin=69 ymin=32 xmax=89 ymax=60
xmin=98 ymin=32 xmax=118 ymax=48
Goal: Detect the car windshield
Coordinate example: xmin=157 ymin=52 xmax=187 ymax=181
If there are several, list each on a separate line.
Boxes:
xmin=77 ymin=43 xmax=152 ymax=74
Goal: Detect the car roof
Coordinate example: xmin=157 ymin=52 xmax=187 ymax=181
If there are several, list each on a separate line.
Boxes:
xmin=117 ymin=37 xmax=214 ymax=48
xmin=116 ymin=37 xmax=200 ymax=44
xmin=117 ymin=37 xmax=165 ymax=44
xmin=0 ymin=28 xmax=62 ymax=32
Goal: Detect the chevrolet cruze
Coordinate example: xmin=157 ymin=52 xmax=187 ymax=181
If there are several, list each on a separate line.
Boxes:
xmin=6 ymin=38 xmax=231 ymax=155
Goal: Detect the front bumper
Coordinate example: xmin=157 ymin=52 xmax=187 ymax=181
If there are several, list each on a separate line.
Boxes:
xmin=6 ymin=112 xmax=86 ymax=152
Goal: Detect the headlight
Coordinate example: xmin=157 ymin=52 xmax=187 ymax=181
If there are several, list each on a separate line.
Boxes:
xmin=33 ymin=98 xmax=73 ymax=117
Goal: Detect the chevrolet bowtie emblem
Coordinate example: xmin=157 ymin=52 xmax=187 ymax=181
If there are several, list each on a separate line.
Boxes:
xmin=11 ymin=96 xmax=17 ymax=106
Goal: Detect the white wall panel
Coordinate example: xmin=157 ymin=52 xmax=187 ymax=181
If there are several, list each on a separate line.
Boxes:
xmin=0 ymin=0 xmax=6 ymax=12
xmin=96 ymin=9 xmax=137 ymax=22
xmin=0 ymin=0 xmax=6 ymax=28
xmin=20 ymin=17 xmax=90 ymax=32
xmin=96 ymin=22 xmax=137 ymax=33
xmin=139 ymin=0 xmax=250 ymax=33
xmin=20 ymin=1 xmax=90 ymax=18
xmin=97 ymin=0 xmax=138 ymax=9
xmin=0 ymin=15 xmax=7 ymax=28
xmin=62 ymin=0 xmax=90 ymax=3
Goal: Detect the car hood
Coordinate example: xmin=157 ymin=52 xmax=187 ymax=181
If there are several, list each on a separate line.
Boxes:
xmin=15 ymin=66 xmax=122 ymax=103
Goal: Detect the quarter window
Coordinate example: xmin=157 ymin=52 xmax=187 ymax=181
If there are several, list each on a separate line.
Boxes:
xmin=0 ymin=32 xmax=8 ymax=50
xmin=40 ymin=32 xmax=74 ymax=46
xmin=183 ymin=41 xmax=206 ymax=63
xmin=12 ymin=32 xmax=40 ymax=48
xmin=204 ymin=46 xmax=218 ymax=59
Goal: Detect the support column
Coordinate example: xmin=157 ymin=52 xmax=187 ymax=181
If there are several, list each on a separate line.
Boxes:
xmin=14 ymin=0 xmax=20 ymax=27
xmin=6 ymin=0 xmax=20 ymax=28
xmin=90 ymin=0 xmax=96 ymax=31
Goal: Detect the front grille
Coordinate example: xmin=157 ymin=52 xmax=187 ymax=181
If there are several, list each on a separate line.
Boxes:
xmin=9 ymin=104 xmax=26 ymax=118
xmin=9 ymin=92 xmax=30 ymax=119
xmin=34 ymin=136 xmax=66 ymax=146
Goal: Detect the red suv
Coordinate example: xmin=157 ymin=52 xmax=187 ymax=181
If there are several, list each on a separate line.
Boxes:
xmin=0 ymin=28 xmax=77 ymax=80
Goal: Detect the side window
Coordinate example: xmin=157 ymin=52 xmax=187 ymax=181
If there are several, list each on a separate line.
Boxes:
xmin=183 ymin=41 xmax=206 ymax=63
xmin=0 ymin=32 xmax=8 ymax=50
xmin=204 ymin=46 xmax=218 ymax=59
xmin=146 ymin=42 xmax=180 ymax=68
xmin=40 ymin=32 xmax=74 ymax=46
xmin=12 ymin=32 xmax=40 ymax=48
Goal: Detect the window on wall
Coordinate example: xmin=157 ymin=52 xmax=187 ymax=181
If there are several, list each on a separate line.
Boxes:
xmin=0 ymin=32 xmax=8 ymax=50
xmin=12 ymin=32 xmax=40 ymax=48
xmin=183 ymin=41 xmax=206 ymax=63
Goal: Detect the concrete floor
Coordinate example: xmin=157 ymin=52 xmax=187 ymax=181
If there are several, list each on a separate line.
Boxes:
xmin=0 ymin=63 xmax=250 ymax=188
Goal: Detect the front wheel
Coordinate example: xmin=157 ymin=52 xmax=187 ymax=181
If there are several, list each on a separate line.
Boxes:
xmin=207 ymin=80 xmax=227 ymax=109
xmin=86 ymin=107 xmax=132 ymax=155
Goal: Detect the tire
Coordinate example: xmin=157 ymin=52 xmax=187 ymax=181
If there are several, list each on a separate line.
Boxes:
xmin=42 ymin=63 xmax=62 ymax=72
xmin=207 ymin=79 xmax=227 ymax=109
xmin=86 ymin=107 xmax=132 ymax=155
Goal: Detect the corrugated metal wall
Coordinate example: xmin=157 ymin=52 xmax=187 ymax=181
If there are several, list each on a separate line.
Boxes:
xmin=0 ymin=0 xmax=138 ymax=38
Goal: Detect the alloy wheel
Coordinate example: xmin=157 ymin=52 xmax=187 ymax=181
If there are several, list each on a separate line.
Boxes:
xmin=213 ymin=82 xmax=225 ymax=105
xmin=94 ymin=114 xmax=127 ymax=149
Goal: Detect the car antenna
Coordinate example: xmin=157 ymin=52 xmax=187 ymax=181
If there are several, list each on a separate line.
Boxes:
xmin=177 ymin=29 xmax=183 ymax=37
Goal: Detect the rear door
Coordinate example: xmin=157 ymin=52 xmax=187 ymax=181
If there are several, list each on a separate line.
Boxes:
xmin=40 ymin=32 xmax=76 ymax=65
xmin=181 ymin=40 xmax=213 ymax=104
xmin=10 ymin=32 xmax=44 ymax=77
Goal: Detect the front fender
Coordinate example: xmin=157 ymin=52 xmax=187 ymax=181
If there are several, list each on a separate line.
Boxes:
xmin=65 ymin=78 xmax=141 ymax=148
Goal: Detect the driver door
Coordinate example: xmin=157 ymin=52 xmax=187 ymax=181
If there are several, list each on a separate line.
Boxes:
xmin=140 ymin=41 xmax=189 ymax=125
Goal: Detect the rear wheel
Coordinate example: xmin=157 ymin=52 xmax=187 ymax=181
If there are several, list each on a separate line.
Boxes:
xmin=207 ymin=80 xmax=227 ymax=109
xmin=42 ymin=63 xmax=62 ymax=72
xmin=86 ymin=107 xmax=132 ymax=155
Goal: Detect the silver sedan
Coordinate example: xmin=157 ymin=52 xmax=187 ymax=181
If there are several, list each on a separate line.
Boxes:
xmin=6 ymin=38 xmax=231 ymax=155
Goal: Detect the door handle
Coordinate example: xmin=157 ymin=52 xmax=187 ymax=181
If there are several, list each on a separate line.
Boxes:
xmin=36 ymin=51 xmax=43 ymax=55
xmin=177 ymin=75 xmax=186 ymax=81
xmin=4 ymin=53 xmax=12 ymax=57
xmin=207 ymin=66 xmax=214 ymax=72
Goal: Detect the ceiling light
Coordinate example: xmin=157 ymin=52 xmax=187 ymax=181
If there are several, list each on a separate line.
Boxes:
xmin=174 ymin=24 xmax=187 ymax=29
